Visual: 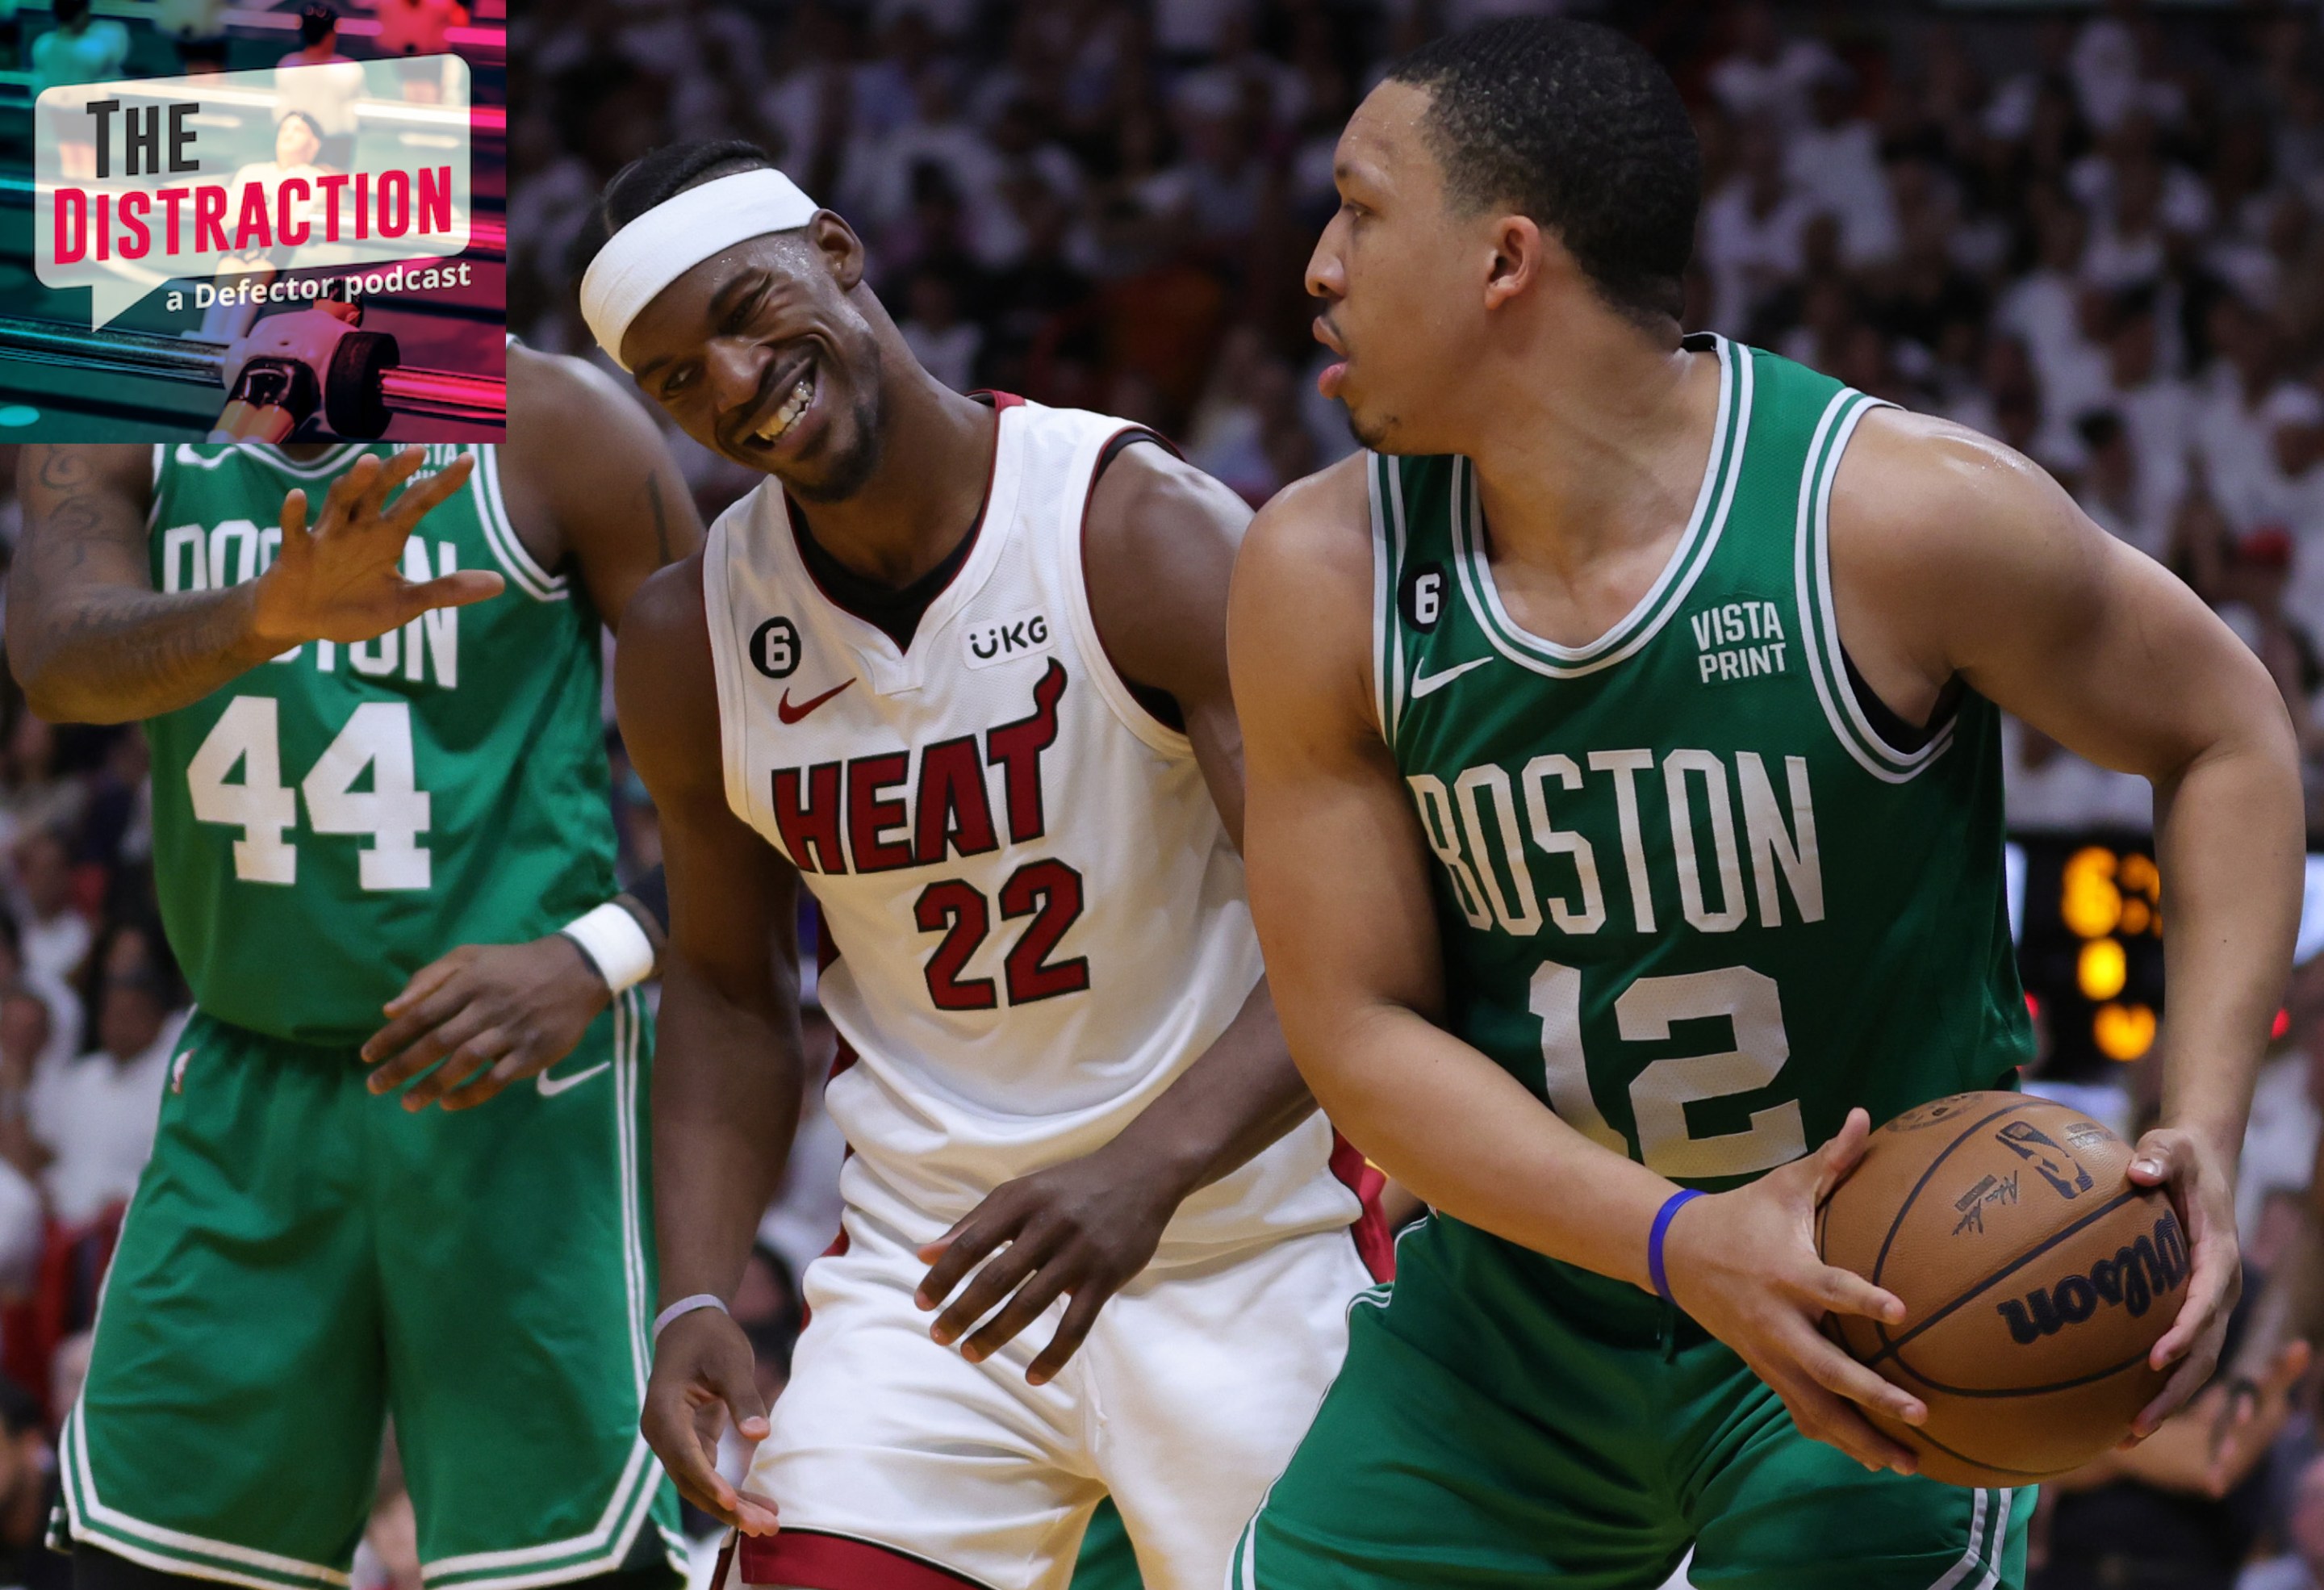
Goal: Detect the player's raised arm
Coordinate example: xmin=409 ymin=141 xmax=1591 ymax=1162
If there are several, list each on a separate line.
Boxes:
xmin=10 ymin=443 xmax=493 ymax=725
xmin=1828 ymin=409 xmax=2305 ymax=1437
xmin=911 ymin=442 xmax=1319 ymax=1385
xmin=504 ymin=343 xmax=705 ymax=632
xmin=359 ymin=349 xmax=707 ymax=1111
xmin=616 ymin=553 xmax=802 ymax=1537
xmin=1231 ymin=454 xmax=1929 ymax=1473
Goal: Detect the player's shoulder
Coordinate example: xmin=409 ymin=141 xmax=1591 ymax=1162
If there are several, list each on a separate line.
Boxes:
xmin=1085 ymin=429 xmax=1250 ymax=568
xmin=506 ymin=341 xmax=642 ymax=425
xmin=1829 ymin=405 xmax=2092 ymax=580
xmin=1837 ymin=408 xmax=2078 ymax=538
xmin=1240 ymin=451 xmax=1376 ymax=593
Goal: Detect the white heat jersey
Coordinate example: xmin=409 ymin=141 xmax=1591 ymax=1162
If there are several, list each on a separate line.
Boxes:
xmin=702 ymin=396 xmax=1358 ymax=1265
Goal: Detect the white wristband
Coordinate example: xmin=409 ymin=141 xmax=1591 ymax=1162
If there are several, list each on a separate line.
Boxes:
xmin=561 ymin=901 xmax=656 ymax=994
xmin=652 ymin=1294 xmax=728 ymax=1341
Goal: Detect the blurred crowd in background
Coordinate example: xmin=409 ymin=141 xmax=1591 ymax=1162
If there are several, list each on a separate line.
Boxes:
xmin=511 ymin=0 xmax=2324 ymax=838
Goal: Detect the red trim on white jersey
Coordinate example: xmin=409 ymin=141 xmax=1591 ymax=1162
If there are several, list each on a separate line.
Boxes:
xmin=741 ymin=1529 xmax=993 ymax=1589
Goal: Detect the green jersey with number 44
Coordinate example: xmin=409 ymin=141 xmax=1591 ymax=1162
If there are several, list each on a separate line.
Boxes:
xmin=144 ymin=442 xmax=620 ymax=1048
xmin=1375 ymin=335 xmax=2032 ymax=1203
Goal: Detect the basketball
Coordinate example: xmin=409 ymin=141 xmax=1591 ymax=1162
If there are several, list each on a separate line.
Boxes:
xmin=1816 ymin=1092 xmax=2192 ymax=1488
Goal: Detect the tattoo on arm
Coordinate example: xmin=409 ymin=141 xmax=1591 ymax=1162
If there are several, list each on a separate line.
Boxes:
xmin=10 ymin=445 xmax=267 ymax=725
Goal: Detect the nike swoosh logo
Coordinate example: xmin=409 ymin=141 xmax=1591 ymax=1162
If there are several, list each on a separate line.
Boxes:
xmin=1411 ymin=657 xmax=1490 ymax=698
xmin=537 ymin=1061 xmax=612 ymax=1098
xmin=777 ymin=678 xmax=855 ymax=724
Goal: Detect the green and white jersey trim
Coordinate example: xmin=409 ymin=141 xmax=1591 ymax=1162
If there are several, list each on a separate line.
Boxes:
xmin=1929 ymin=1485 xmax=2014 ymax=1590
xmin=1367 ymin=334 xmax=1751 ymax=747
xmin=1788 ymin=387 xmax=1952 ymax=785
xmin=1451 ymin=333 xmax=1751 ymax=680
xmin=470 ymin=447 xmax=568 ymax=605
xmin=55 ymin=1005 xmax=348 ymax=1590
xmin=60 ymin=994 xmax=674 ymax=1590
xmin=421 ymin=990 xmax=668 ymax=1590
xmin=59 ymin=1399 xmax=352 ymax=1590
xmin=1368 ymin=450 xmax=1408 ymax=743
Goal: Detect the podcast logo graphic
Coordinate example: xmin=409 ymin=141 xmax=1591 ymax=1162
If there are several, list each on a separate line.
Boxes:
xmin=35 ymin=60 xmax=474 ymax=329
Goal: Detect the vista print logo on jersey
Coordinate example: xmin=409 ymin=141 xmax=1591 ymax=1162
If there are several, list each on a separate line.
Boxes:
xmin=1690 ymin=600 xmax=1788 ymax=685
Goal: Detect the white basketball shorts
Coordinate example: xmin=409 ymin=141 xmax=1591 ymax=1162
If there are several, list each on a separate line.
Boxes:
xmin=733 ymin=1204 xmax=1376 ymax=1590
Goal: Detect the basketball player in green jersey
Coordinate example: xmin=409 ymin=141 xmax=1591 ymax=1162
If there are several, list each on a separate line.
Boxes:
xmin=1227 ymin=20 xmax=2301 ymax=1588
xmin=6 ymin=343 xmax=704 ymax=1590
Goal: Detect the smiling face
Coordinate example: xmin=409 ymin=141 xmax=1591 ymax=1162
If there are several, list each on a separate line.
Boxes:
xmin=1306 ymin=82 xmax=1502 ymax=455
xmin=620 ymin=217 xmax=889 ymax=500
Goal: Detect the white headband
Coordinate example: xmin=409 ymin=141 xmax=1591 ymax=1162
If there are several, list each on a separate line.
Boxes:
xmin=579 ymin=168 xmax=819 ymax=370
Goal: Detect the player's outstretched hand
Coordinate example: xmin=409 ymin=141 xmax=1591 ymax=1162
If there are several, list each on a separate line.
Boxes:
xmin=913 ymin=1141 xmax=1180 ymax=1386
xmin=641 ymin=1308 xmax=780 ymax=1536
xmin=1660 ymin=1107 xmax=1929 ymax=1475
xmin=359 ymin=935 xmax=609 ymax=1111
xmin=249 ymin=449 xmax=497 ymax=650
xmin=2123 ymin=1125 xmax=2244 ymax=1441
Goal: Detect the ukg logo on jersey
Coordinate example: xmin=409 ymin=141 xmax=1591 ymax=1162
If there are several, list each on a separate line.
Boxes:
xmin=36 ymin=61 xmax=474 ymax=328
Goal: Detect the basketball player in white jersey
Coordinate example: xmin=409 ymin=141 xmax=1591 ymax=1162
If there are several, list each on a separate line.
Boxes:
xmin=580 ymin=144 xmax=1390 ymax=1590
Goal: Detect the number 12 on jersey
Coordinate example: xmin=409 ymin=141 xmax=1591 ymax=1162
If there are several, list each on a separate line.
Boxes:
xmin=1531 ymin=958 xmax=1805 ymax=1181
xmin=187 ymin=696 xmax=432 ymax=890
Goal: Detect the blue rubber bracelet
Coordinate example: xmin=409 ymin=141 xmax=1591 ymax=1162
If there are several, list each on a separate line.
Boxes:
xmin=1648 ymin=1189 xmax=1704 ymax=1303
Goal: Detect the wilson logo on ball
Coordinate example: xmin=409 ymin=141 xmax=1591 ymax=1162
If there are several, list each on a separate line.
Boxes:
xmin=1994 ymin=1211 xmax=2189 ymax=1346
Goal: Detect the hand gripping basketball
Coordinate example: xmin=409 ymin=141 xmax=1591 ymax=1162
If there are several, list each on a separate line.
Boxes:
xmin=2121 ymin=1125 xmax=2243 ymax=1441
xmin=1657 ymin=1109 xmax=1929 ymax=1475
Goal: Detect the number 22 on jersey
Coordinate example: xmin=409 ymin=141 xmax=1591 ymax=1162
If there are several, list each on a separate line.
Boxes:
xmin=187 ymin=696 xmax=432 ymax=890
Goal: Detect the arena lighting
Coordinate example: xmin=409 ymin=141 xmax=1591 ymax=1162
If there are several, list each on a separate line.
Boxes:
xmin=2077 ymin=937 xmax=2128 ymax=1002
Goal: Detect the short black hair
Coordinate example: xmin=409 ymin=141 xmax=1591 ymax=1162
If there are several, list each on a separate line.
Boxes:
xmin=299 ymin=2 xmax=337 ymax=46
xmin=573 ymin=140 xmax=777 ymax=280
xmin=1386 ymin=19 xmax=1700 ymax=325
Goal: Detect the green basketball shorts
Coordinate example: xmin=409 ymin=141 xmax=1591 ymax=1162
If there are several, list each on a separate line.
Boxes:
xmin=1231 ymin=1217 xmax=2030 ymax=1590
xmin=54 ymin=997 xmax=683 ymax=1590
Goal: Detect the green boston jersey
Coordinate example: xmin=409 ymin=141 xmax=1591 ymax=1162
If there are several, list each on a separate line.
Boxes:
xmin=1374 ymin=335 xmax=2032 ymax=1197
xmin=144 ymin=441 xmax=620 ymax=1048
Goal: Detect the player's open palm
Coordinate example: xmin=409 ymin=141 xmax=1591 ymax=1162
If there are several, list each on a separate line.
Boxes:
xmin=1660 ymin=1108 xmax=1929 ymax=1475
xmin=642 ymin=1309 xmax=781 ymax=1536
xmin=251 ymin=448 xmax=499 ymax=648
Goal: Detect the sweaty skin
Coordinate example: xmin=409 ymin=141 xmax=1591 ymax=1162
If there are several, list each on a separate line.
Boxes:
xmin=6 ymin=346 xmax=704 ymax=1107
xmin=1232 ymin=78 xmax=2299 ymax=1479
xmin=612 ymin=189 xmax=1316 ymax=1534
